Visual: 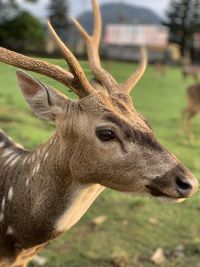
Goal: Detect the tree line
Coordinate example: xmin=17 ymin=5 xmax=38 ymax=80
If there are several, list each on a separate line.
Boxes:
xmin=0 ymin=0 xmax=69 ymax=52
xmin=165 ymin=0 xmax=200 ymax=58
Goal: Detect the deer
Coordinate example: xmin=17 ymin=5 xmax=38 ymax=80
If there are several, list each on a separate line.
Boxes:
xmin=181 ymin=52 xmax=200 ymax=82
xmin=153 ymin=62 xmax=166 ymax=77
xmin=182 ymin=65 xmax=200 ymax=82
xmin=180 ymin=83 xmax=200 ymax=140
xmin=0 ymin=0 xmax=199 ymax=266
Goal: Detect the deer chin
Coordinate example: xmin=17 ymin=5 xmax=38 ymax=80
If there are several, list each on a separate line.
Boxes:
xmin=145 ymin=185 xmax=186 ymax=204
xmin=157 ymin=197 xmax=186 ymax=204
xmin=130 ymin=190 xmax=186 ymax=204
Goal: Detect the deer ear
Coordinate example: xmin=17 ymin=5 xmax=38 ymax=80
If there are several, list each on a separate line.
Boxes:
xmin=16 ymin=70 xmax=69 ymax=121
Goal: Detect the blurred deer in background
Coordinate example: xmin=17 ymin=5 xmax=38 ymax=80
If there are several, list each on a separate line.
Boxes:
xmin=0 ymin=0 xmax=198 ymax=266
xmin=181 ymin=83 xmax=200 ymax=140
xmin=153 ymin=62 xmax=166 ymax=77
xmin=182 ymin=52 xmax=200 ymax=82
xmin=182 ymin=65 xmax=200 ymax=82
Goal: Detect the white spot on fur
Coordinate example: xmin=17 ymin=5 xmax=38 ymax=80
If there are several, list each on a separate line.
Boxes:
xmin=0 ymin=212 xmax=4 ymax=222
xmin=2 ymin=149 xmax=13 ymax=158
xmin=32 ymin=164 xmax=40 ymax=176
xmin=44 ymin=152 xmax=49 ymax=161
xmin=1 ymin=197 xmax=5 ymax=211
xmin=8 ymin=187 xmax=14 ymax=201
xmin=36 ymin=163 xmax=40 ymax=172
xmin=0 ymin=141 xmax=5 ymax=148
xmin=22 ymin=157 xmax=27 ymax=166
xmin=54 ymin=135 xmax=58 ymax=143
xmin=26 ymin=178 xmax=30 ymax=186
xmin=6 ymin=226 xmax=14 ymax=235
xmin=10 ymin=155 xmax=20 ymax=166
xmin=50 ymin=138 xmax=54 ymax=145
xmin=28 ymin=155 xmax=34 ymax=164
xmin=4 ymin=154 xmax=17 ymax=166
xmin=32 ymin=166 xmax=36 ymax=175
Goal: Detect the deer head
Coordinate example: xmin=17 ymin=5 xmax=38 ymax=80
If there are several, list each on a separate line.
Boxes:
xmin=0 ymin=0 xmax=198 ymax=203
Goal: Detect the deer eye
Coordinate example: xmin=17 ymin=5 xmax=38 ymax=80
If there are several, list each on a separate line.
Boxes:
xmin=96 ymin=129 xmax=116 ymax=141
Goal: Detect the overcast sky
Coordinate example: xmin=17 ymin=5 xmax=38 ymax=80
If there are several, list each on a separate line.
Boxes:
xmin=22 ymin=0 xmax=171 ymax=20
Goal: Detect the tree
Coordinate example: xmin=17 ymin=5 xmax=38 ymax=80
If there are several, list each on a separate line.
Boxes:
xmin=165 ymin=0 xmax=200 ymax=57
xmin=0 ymin=11 xmax=45 ymax=52
xmin=0 ymin=0 xmax=38 ymax=23
xmin=47 ymin=0 xmax=69 ymax=40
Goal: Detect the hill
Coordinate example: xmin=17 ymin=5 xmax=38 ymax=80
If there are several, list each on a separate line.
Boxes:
xmin=77 ymin=3 xmax=161 ymax=34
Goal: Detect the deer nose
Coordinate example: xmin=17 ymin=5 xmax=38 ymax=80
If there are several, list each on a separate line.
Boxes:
xmin=175 ymin=175 xmax=197 ymax=197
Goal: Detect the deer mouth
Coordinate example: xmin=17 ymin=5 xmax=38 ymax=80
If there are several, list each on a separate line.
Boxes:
xmin=146 ymin=185 xmax=170 ymax=197
xmin=146 ymin=185 xmax=186 ymax=203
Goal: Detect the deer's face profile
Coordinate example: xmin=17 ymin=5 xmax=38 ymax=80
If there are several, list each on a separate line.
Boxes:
xmin=71 ymin=93 xmax=197 ymax=199
xmin=16 ymin=68 xmax=198 ymax=202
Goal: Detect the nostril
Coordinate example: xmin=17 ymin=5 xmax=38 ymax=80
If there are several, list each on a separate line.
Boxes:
xmin=175 ymin=176 xmax=192 ymax=194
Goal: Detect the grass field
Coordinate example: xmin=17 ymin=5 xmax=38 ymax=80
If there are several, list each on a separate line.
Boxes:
xmin=0 ymin=58 xmax=200 ymax=267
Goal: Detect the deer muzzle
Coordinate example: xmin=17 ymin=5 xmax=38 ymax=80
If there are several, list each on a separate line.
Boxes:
xmin=147 ymin=164 xmax=199 ymax=200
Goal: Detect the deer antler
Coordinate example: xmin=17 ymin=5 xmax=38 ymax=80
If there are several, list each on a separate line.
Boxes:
xmin=72 ymin=0 xmax=148 ymax=95
xmin=0 ymin=46 xmax=94 ymax=98
xmin=47 ymin=21 xmax=95 ymax=97
xmin=72 ymin=0 xmax=118 ymax=93
xmin=0 ymin=47 xmax=74 ymax=89
xmin=118 ymin=47 xmax=147 ymax=94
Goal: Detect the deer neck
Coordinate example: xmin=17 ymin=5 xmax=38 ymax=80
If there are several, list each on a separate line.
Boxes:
xmin=0 ymin=130 xmax=105 ymax=254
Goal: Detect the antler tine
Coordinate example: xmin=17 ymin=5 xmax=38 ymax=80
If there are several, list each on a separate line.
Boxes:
xmin=0 ymin=47 xmax=88 ymax=98
xmin=118 ymin=47 xmax=148 ymax=94
xmin=72 ymin=0 xmax=118 ymax=93
xmin=73 ymin=0 xmax=148 ymax=96
xmin=0 ymin=47 xmax=73 ymax=85
xmin=92 ymin=0 xmax=101 ymax=45
xmin=47 ymin=21 xmax=95 ymax=97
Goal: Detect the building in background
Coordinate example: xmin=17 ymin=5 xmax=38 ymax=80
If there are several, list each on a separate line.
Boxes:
xmin=104 ymin=24 xmax=169 ymax=61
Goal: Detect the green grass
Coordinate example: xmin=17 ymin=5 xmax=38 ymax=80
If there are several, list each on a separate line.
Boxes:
xmin=1 ymin=59 xmax=200 ymax=267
